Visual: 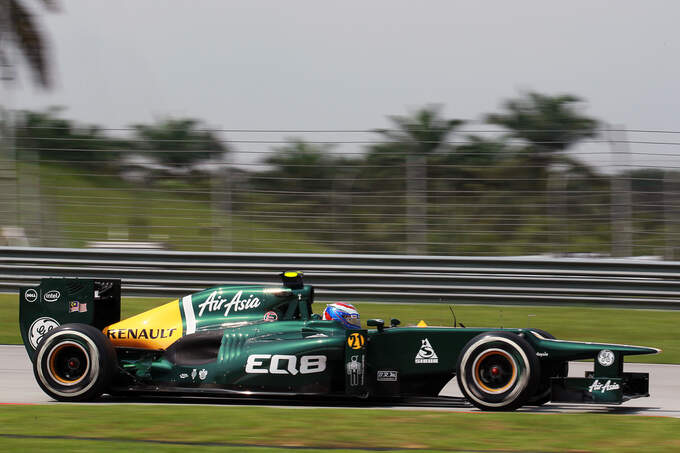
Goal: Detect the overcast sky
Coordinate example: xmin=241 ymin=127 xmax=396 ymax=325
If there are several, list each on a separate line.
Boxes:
xmin=5 ymin=0 xmax=680 ymax=170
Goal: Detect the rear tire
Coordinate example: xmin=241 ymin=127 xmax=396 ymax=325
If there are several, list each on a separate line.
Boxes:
xmin=456 ymin=332 xmax=539 ymax=411
xmin=33 ymin=324 xmax=116 ymax=402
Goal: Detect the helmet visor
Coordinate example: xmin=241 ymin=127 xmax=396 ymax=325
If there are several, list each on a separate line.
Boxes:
xmin=342 ymin=312 xmax=361 ymax=328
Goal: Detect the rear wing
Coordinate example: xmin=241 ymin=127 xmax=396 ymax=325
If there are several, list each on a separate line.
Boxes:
xmin=19 ymin=278 xmax=121 ymax=361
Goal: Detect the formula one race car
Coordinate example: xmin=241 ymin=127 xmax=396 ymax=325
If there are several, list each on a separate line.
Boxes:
xmin=19 ymin=272 xmax=660 ymax=411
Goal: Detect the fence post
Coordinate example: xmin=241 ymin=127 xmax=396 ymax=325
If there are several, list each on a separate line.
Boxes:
xmin=406 ymin=153 xmax=426 ymax=254
xmin=0 ymin=108 xmax=18 ymax=237
xmin=211 ymin=152 xmax=232 ymax=252
xmin=609 ymin=125 xmax=633 ymax=257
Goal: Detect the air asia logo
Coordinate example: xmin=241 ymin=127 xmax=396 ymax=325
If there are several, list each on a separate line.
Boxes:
xmin=588 ymin=379 xmax=621 ymax=393
xmin=415 ymin=338 xmax=439 ymax=364
xmin=24 ymin=289 xmax=38 ymax=303
xmin=106 ymin=328 xmax=177 ymax=340
xmin=245 ymin=354 xmax=326 ymax=375
xmin=29 ymin=317 xmax=60 ymax=349
xmin=197 ymin=290 xmax=261 ymax=317
xmin=43 ymin=290 xmax=60 ymax=302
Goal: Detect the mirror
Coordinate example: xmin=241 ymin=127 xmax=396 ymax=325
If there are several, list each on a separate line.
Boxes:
xmin=367 ymin=318 xmax=385 ymax=332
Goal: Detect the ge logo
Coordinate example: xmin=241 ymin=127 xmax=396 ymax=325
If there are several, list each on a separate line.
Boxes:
xmin=347 ymin=332 xmax=365 ymax=350
xmin=28 ymin=317 xmax=60 ymax=349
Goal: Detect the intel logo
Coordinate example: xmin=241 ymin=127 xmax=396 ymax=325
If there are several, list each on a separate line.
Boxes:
xmin=25 ymin=289 xmax=38 ymax=303
xmin=43 ymin=290 xmax=61 ymax=303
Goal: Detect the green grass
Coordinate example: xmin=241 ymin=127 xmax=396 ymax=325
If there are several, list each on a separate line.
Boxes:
xmin=3 ymin=294 xmax=678 ymax=363
xmin=0 ymin=405 xmax=678 ymax=452
xmin=32 ymin=163 xmax=333 ymax=252
xmin=0 ymin=295 xmax=18 ymax=344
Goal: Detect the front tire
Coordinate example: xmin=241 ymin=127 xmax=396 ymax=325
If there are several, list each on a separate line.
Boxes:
xmin=456 ymin=332 xmax=539 ymax=411
xmin=33 ymin=324 xmax=117 ymax=402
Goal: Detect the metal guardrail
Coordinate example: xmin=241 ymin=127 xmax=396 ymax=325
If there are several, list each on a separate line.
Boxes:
xmin=1 ymin=247 xmax=680 ymax=308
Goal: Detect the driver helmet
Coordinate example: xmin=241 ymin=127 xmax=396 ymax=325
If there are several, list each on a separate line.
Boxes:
xmin=322 ymin=303 xmax=360 ymax=329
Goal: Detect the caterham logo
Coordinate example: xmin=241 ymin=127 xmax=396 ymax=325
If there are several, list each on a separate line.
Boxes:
xmin=197 ymin=290 xmax=261 ymax=317
xmin=245 ymin=354 xmax=326 ymax=375
xmin=43 ymin=290 xmax=60 ymax=302
xmin=415 ymin=338 xmax=439 ymax=364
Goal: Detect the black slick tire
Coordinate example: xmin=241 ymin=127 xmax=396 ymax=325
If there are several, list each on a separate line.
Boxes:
xmin=33 ymin=323 xmax=117 ymax=402
xmin=456 ymin=331 xmax=539 ymax=411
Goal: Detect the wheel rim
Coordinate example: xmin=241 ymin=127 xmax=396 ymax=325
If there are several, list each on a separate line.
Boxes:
xmin=471 ymin=348 xmax=517 ymax=394
xmin=46 ymin=341 xmax=90 ymax=386
xmin=458 ymin=335 xmax=532 ymax=408
xmin=36 ymin=330 xmax=103 ymax=399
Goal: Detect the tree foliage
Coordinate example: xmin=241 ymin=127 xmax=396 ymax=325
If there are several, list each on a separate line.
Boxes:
xmin=13 ymin=91 xmax=635 ymax=255
xmin=262 ymin=139 xmax=340 ymax=193
xmin=376 ymin=106 xmax=464 ymax=156
xmin=485 ymin=92 xmax=599 ymax=191
xmin=1 ymin=0 xmax=59 ymax=88
xmin=486 ymin=92 xmax=598 ymax=153
xmin=14 ymin=107 xmax=127 ymax=165
xmin=130 ymin=118 xmax=227 ymax=166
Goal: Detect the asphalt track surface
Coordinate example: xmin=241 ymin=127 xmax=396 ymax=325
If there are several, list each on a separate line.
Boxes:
xmin=1 ymin=345 xmax=677 ymax=417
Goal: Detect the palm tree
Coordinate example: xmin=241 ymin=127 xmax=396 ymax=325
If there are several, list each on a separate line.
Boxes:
xmin=486 ymin=92 xmax=599 ymax=190
xmin=375 ymin=106 xmax=463 ymax=254
xmin=15 ymin=106 xmax=128 ymax=164
xmin=0 ymin=0 xmax=58 ymax=87
xmin=486 ymin=92 xmax=600 ymax=252
xmin=131 ymin=118 xmax=227 ymax=167
xmin=263 ymin=139 xmax=337 ymax=194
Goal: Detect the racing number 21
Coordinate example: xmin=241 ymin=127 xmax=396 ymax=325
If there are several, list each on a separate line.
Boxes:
xmin=347 ymin=333 xmax=365 ymax=350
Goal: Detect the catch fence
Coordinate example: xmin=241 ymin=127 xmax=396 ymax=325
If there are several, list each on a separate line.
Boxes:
xmin=1 ymin=123 xmax=680 ymax=258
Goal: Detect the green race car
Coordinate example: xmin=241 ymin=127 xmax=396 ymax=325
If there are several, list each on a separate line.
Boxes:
xmin=19 ymin=272 xmax=660 ymax=411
